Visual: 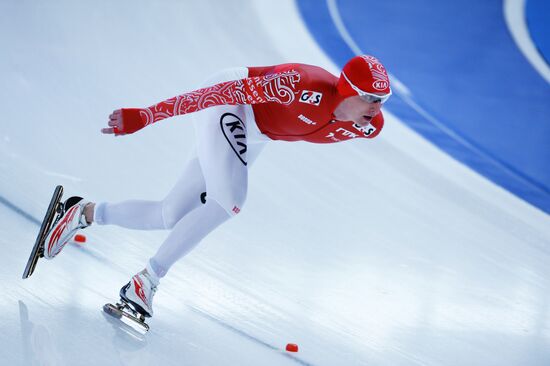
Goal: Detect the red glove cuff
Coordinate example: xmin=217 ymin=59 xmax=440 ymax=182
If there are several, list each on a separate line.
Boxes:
xmin=117 ymin=108 xmax=146 ymax=135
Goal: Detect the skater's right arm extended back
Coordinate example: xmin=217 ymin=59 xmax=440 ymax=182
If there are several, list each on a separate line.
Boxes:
xmin=101 ymin=70 xmax=301 ymax=136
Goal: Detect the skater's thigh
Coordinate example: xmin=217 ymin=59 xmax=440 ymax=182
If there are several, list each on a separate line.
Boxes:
xmin=193 ymin=104 xmax=251 ymax=215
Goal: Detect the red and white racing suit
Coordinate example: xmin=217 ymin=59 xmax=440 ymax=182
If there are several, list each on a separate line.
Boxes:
xmin=93 ymin=64 xmax=385 ymax=278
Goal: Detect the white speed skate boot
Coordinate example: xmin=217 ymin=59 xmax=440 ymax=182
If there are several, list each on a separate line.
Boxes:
xmin=43 ymin=196 xmax=91 ymax=259
xmin=119 ymin=268 xmax=159 ymax=318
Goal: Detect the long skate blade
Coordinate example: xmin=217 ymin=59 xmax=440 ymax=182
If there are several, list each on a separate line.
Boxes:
xmin=22 ymin=185 xmax=64 ymax=279
xmin=103 ymin=303 xmax=150 ymax=334
xmin=101 ymin=309 xmax=146 ymax=342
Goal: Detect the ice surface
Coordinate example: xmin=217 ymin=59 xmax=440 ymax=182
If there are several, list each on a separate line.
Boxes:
xmin=1 ymin=1 xmax=549 ymax=365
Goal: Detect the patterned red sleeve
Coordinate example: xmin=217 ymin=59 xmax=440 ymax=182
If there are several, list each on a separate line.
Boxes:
xmin=115 ymin=70 xmax=301 ymax=135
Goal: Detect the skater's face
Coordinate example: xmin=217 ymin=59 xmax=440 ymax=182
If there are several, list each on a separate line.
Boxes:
xmin=333 ymin=95 xmax=382 ymax=127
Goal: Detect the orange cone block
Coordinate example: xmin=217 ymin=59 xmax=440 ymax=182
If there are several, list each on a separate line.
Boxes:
xmin=286 ymin=343 xmax=299 ymax=352
xmin=73 ymin=234 xmax=86 ymax=244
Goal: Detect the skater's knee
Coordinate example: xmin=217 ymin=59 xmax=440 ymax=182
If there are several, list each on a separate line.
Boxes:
xmin=160 ymin=199 xmax=182 ymax=229
xmin=161 ymin=202 xmax=181 ymax=229
xmin=208 ymin=192 xmax=246 ymax=217
xmin=161 ymin=192 xmax=208 ymax=229
xmin=205 ymin=180 xmax=248 ymax=217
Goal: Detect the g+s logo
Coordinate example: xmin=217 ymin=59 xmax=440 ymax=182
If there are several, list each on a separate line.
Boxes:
xmin=353 ymin=123 xmax=377 ymax=137
xmin=299 ymin=90 xmax=323 ymax=106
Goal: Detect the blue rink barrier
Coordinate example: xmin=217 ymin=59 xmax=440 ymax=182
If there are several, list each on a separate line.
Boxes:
xmin=527 ymin=0 xmax=550 ymax=64
xmin=297 ymin=0 xmax=550 ymax=214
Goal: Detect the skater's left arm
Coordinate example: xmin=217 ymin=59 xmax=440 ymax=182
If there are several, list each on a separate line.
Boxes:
xmin=102 ymin=71 xmax=300 ymax=136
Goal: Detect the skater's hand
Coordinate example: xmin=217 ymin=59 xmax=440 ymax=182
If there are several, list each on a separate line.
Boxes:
xmin=102 ymin=109 xmax=125 ymax=136
xmin=102 ymin=108 xmax=146 ymax=136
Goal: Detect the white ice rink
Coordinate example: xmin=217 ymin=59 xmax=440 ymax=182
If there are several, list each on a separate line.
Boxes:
xmin=1 ymin=1 xmax=550 ymax=365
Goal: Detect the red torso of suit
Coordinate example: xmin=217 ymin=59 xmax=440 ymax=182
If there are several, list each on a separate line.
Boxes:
xmin=248 ymin=63 xmax=384 ymax=143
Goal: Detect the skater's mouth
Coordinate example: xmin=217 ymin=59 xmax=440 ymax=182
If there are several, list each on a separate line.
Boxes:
xmin=354 ymin=115 xmax=373 ymax=127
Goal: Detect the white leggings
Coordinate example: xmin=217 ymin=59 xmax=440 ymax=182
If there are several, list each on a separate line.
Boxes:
xmin=94 ymin=67 xmax=267 ymax=278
